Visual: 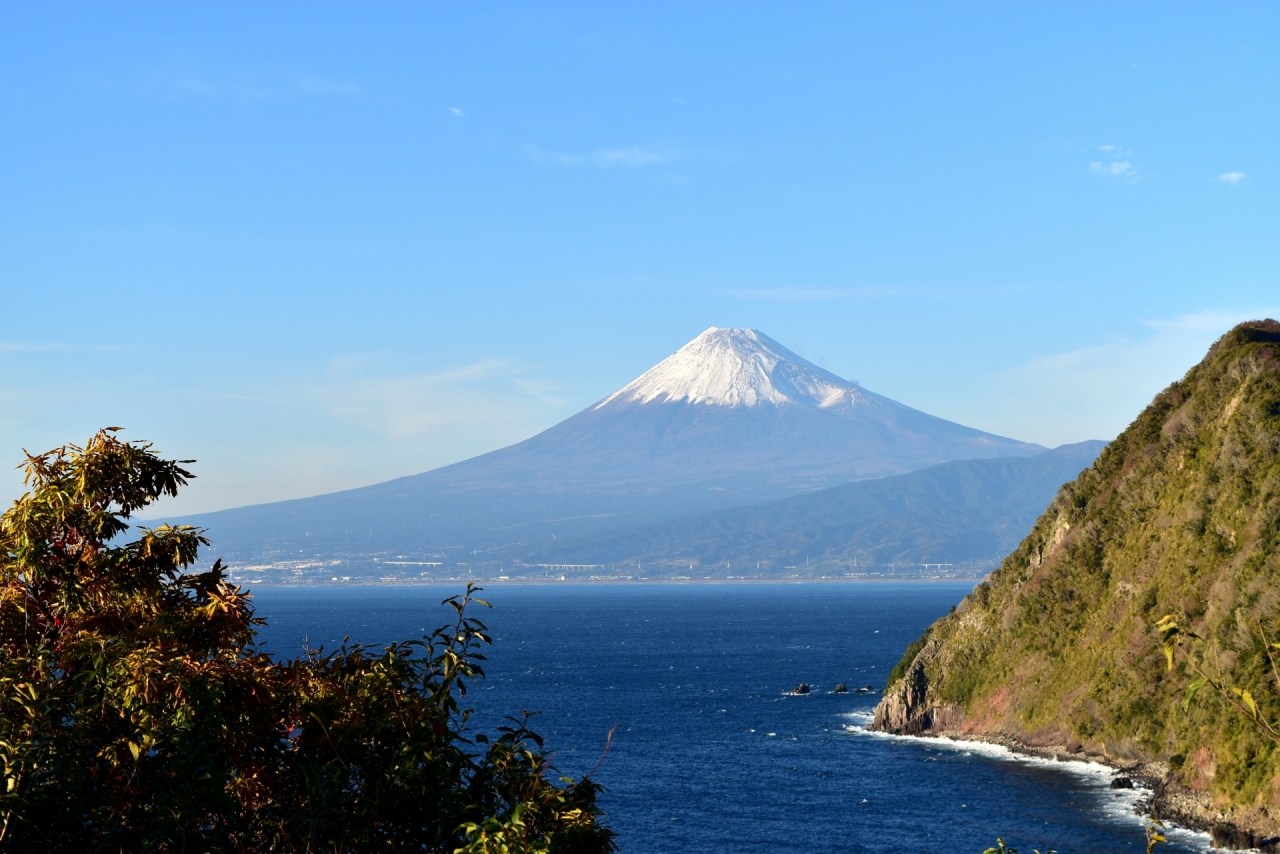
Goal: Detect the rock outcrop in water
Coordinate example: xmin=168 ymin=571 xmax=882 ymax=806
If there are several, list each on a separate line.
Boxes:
xmin=872 ymin=320 xmax=1280 ymax=846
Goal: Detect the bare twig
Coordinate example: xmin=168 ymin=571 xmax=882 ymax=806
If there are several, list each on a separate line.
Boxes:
xmin=581 ymin=725 xmax=620 ymax=783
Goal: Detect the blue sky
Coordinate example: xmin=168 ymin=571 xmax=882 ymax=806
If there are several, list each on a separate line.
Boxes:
xmin=2 ymin=3 xmax=1277 ymax=515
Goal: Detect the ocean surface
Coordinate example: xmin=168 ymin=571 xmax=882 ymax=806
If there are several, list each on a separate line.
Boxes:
xmin=252 ymin=582 xmax=1214 ymax=854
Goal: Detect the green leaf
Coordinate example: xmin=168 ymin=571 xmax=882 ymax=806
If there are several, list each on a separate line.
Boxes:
xmin=1235 ymin=688 xmax=1259 ymax=719
xmin=1183 ymin=678 xmax=1208 ymax=712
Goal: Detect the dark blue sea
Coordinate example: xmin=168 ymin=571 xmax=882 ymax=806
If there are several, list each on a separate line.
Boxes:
xmin=252 ymin=582 xmax=1212 ymax=854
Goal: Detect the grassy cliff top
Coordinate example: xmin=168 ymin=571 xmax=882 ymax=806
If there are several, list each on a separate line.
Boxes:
xmin=875 ymin=320 xmax=1280 ymax=826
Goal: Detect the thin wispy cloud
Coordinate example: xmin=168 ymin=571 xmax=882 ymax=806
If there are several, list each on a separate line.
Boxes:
xmin=0 ymin=342 xmax=62 ymax=354
xmin=152 ymin=71 xmax=361 ymax=101
xmin=721 ymin=287 xmax=907 ymax=301
xmin=1137 ymin=311 xmax=1264 ymax=335
xmin=1219 ymin=171 xmax=1246 ymax=184
xmin=524 ymin=144 xmax=681 ymax=169
xmin=449 ymin=107 xmax=464 ymax=117
xmin=293 ymin=76 xmax=361 ymax=96
xmin=0 ymin=341 xmax=125 ymax=354
xmin=81 ymin=358 xmax=570 ymax=519
xmin=318 ymin=358 xmax=569 ymax=441
xmin=173 ymin=388 xmax=289 ymax=406
xmin=1088 ymin=144 xmax=1138 ymax=180
xmin=721 ymin=285 xmax=1027 ymax=301
xmin=1089 ymin=160 xmax=1134 ymax=178
xmin=593 ymin=147 xmax=674 ymax=167
xmin=971 ymin=309 xmax=1280 ymax=446
xmin=524 ymin=146 xmax=582 ymax=167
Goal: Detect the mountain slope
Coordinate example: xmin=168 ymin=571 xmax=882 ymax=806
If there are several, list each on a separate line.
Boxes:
xmin=871 ymin=320 xmax=1280 ymax=840
xmin=184 ymin=328 xmax=1042 ymax=564
xmin=510 ymin=441 xmax=1106 ymax=572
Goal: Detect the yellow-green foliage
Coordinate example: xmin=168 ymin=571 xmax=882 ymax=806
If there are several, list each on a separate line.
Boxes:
xmin=0 ymin=430 xmax=615 ymax=852
xmin=889 ymin=320 xmax=1280 ymax=811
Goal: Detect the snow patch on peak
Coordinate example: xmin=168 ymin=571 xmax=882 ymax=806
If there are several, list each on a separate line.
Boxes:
xmin=597 ymin=327 xmax=871 ymax=410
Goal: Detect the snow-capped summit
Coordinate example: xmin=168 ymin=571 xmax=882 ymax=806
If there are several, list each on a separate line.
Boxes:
xmin=597 ymin=327 xmax=870 ymax=411
xmin=188 ymin=326 xmax=1047 ymax=566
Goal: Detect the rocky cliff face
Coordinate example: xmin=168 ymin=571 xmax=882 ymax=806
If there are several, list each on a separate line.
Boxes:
xmin=872 ymin=320 xmax=1280 ymax=839
xmin=872 ymin=636 xmax=964 ymax=736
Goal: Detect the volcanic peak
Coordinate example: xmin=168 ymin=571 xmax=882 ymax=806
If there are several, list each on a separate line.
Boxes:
xmin=595 ymin=327 xmax=869 ymax=411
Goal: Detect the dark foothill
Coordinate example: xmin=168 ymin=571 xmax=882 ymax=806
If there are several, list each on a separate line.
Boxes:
xmin=832 ymin=683 xmax=848 ymax=694
xmin=791 ymin=683 xmax=811 ymax=695
xmin=1109 ymin=777 xmax=1133 ymax=790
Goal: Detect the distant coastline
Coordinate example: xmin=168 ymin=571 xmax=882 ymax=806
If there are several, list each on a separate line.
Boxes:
xmin=229 ymin=576 xmax=987 ymax=586
xmin=219 ymin=557 xmax=996 ymax=586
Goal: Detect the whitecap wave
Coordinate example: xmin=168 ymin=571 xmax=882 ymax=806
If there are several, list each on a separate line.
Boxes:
xmin=842 ymin=716 xmax=1218 ymax=852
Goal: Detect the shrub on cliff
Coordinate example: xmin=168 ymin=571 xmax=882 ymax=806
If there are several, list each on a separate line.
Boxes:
xmin=0 ymin=429 xmax=615 ymax=853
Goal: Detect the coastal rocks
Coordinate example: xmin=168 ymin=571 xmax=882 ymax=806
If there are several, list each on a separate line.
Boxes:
xmin=871 ymin=651 xmax=964 ymax=735
xmin=1110 ymin=776 xmax=1134 ymax=790
xmin=791 ymin=682 xmax=874 ymax=695
xmin=1209 ymin=824 xmax=1280 ymax=853
xmin=872 ymin=672 xmax=919 ymax=732
xmin=1147 ymin=781 xmax=1280 ymax=853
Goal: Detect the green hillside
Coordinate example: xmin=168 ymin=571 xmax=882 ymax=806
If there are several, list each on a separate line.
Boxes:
xmin=872 ymin=320 xmax=1280 ymax=839
xmin=509 ymin=442 xmax=1104 ymax=574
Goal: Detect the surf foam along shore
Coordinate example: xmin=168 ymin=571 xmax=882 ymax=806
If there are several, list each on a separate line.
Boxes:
xmin=844 ymin=711 xmax=1216 ymax=852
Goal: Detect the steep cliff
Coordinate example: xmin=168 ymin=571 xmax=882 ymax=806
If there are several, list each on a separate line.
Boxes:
xmin=872 ymin=320 xmax=1280 ymax=837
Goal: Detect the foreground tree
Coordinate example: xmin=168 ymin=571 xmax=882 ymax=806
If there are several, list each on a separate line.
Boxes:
xmin=0 ymin=429 xmax=614 ymax=853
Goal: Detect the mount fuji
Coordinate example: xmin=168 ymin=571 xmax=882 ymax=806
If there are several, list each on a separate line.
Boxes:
xmin=183 ymin=328 xmax=1045 ymax=566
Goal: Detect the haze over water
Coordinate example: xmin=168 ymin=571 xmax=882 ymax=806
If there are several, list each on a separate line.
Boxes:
xmin=253 ymin=582 xmax=1212 ymax=853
